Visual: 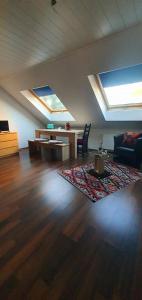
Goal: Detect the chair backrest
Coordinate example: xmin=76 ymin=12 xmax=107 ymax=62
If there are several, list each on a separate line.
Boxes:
xmin=83 ymin=123 xmax=91 ymax=143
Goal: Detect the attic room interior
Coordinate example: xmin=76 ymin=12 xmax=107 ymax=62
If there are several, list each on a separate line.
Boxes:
xmin=1 ymin=0 xmax=142 ymax=299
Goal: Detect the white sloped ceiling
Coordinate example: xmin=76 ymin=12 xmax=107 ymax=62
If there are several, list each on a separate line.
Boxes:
xmin=0 ymin=0 xmax=141 ymax=79
xmin=1 ymin=23 xmax=142 ymax=128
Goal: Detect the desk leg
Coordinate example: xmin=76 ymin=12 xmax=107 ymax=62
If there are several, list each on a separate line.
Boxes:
xmin=69 ymin=134 xmax=77 ymax=159
xmin=35 ymin=131 xmax=40 ymax=138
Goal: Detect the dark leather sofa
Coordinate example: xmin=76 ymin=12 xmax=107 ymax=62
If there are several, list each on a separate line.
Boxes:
xmin=114 ymin=133 xmax=142 ymax=168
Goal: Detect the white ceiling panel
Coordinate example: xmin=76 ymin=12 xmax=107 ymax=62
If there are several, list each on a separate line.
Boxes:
xmin=0 ymin=0 xmax=141 ymax=78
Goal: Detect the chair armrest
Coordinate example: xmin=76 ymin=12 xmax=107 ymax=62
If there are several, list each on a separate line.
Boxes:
xmin=114 ymin=134 xmax=124 ymax=152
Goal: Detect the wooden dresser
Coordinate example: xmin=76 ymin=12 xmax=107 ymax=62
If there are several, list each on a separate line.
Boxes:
xmin=0 ymin=132 xmax=19 ymax=158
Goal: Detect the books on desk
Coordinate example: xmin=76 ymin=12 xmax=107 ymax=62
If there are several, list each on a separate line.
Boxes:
xmin=35 ymin=138 xmax=49 ymax=141
xmin=49 ymin=140 xmax=63 ymax=144
xmin=44 ymin=140 xmax=63 ymax=144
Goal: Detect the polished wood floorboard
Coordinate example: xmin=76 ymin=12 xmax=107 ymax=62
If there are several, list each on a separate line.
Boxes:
xmin=0 ymin=150 xmax=142 ymax=300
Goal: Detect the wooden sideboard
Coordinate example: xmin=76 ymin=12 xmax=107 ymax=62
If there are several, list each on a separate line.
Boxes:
xmin=0 ymin=132 xmax=19 ymax=158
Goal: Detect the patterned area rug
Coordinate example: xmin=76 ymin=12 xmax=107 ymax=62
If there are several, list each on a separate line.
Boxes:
xmin=60 ymin=161 xmax=142 ymax=202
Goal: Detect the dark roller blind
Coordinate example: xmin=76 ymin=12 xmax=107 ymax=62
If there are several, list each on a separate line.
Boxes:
xmin=33 ymin=86 xmax=54 ymax=96
xmin=99 ymin=64 xmax=142 ymax=88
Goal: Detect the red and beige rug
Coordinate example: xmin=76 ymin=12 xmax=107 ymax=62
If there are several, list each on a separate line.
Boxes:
xmin=60 ymin=161 xmax=142 ymax=202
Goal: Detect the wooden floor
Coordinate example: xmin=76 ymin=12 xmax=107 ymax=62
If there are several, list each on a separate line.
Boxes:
xmin=0 ymin=150 xmax=142 ymax=300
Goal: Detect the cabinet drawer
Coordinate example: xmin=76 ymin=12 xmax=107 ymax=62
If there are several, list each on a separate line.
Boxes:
xmin=0 ymin=147 xmax=18 ymax=157
xmin=0 ymin=133 xmax=17 ymax=142
xmin=0 ymin=140 xmax=18 ymax=149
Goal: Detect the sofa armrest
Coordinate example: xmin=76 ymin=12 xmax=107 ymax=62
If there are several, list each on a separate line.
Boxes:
xmin=135 ymin=138 xmax=142 ymax=157
xmin=114 ymin=134 xmax=124 ymax=153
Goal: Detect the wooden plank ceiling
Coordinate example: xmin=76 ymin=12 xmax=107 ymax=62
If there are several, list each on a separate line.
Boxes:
xmin=0 ymin=0 xmax=142 ymax=78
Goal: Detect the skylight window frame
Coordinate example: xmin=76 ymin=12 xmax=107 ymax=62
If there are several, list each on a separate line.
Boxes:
xmin=30 ymin=89 xmax=68 ymax=113
xmin=96 ymin=74 xmax=142 ymax=110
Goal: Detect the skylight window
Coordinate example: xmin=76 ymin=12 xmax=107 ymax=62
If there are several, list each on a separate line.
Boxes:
xmin=32 ymin=85 xmax=67 ymax=112
xmin=98 ymin=64 xmax=142 ymax=109
xmin=21 ymin=85 xmax=75 ymax=121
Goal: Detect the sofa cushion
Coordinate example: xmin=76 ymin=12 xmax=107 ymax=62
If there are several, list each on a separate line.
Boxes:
xmin=123 ymin=132 xmax=142 ymax=146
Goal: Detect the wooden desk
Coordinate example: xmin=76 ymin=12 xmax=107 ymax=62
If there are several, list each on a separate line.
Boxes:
xmin=35 ymin=129 xmax=83 ymax=159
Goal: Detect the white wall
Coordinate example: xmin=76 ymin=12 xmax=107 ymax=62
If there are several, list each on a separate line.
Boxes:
xmin=0 ymin=88 xmax=43 ymax=148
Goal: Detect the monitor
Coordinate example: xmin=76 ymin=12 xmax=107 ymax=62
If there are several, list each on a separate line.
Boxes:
xmin=0 ymin=120 xmax=9 ymax=132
